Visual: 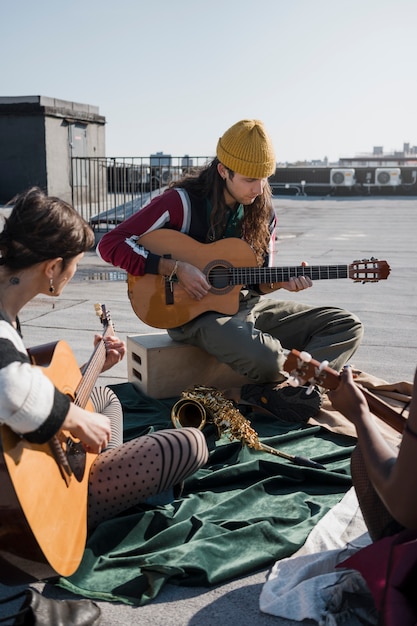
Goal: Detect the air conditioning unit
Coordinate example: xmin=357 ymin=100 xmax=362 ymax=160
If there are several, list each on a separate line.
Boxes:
xmin=375 ymin=168 xmax=401 ymax=186
xmin=330 ymin=168 xmax=356 ymax=187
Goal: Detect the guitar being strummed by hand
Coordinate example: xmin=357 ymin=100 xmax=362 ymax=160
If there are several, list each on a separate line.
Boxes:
xmin=62 ymin=308 xmax=126 ymax=454
xmin=0 ymin=187 xmax=209 ymax=587
xmin=0 ymin=302 xmax=124 ymax=581
xmin=0 ymin=189 xmax=128 ymax=580
xmin=157 ymin=238 xmax=314 ymax=303
xmin=284 ymin=349 xmax=407 ymax=435
xmin=97 ymin=118 xmax=389 ymax=435
xmin=127 ymin=231 xmax=391 ymax=329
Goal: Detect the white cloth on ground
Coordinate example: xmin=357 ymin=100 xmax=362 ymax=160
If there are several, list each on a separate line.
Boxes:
xmin=259 ymin=487 xmax=378 ymax=625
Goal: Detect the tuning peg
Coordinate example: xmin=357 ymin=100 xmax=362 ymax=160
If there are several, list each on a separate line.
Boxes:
xmin=317 ymin=359 xmax=329 ymax=373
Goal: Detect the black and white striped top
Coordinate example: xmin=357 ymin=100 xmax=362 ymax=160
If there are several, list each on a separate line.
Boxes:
xmin=0 ymin=312 xmax=69 ymax=443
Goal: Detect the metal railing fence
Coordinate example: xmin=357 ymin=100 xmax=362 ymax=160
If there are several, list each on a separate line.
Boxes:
xmin=71 ymin=155 xmax=211 ymax=231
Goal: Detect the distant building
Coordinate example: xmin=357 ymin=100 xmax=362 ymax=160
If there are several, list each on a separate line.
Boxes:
xmin=340 ymin=143 xmax=417 ymax=168
xmin=0 ymin=96 xmax=106 ymax=203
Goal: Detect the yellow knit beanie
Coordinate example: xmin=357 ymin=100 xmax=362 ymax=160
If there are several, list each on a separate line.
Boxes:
xmin=216 ymin=119 xmax=276 ymax=178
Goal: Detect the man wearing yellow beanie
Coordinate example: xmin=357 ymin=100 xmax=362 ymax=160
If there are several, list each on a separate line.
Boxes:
xmin=216 ymin=119 xmax=276 ymax=179
xmin=98 ymin=119 xmax=363 ymax=421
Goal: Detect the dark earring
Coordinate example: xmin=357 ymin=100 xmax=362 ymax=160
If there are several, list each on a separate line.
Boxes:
xmin=49 ymin=278 xmax=55 ymax=294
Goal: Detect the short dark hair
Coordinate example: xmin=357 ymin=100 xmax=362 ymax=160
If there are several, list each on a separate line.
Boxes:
xmin=0 ymin=187 xmax=95 ymax=270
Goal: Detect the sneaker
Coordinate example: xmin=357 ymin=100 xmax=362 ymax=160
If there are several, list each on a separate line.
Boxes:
xmin=240 ymin=383 xmax=322 ymax=423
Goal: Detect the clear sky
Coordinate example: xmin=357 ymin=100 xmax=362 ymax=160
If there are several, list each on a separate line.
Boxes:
xmin=2 ymin=0 xmax=416 ymax=163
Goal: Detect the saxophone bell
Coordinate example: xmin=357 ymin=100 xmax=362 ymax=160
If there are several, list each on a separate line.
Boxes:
xmin=171 ymin=398 xmax=207 ymax=430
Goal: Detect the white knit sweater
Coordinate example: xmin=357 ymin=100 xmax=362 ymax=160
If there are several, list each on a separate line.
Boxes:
xmin=0 ymin=314 xmax=68 ymax=441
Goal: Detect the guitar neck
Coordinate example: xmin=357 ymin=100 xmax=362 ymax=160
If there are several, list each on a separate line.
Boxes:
xmin=75 ymin=317 xmax=114 ymax=409
xmin=284 ymin=349 xmax=406 ymax=435
xmin=359 ymin=387 xmax=406 ymax=434
xmin=230 ymin=264 xmax=348 ymax=285
xmin=127 ymin=231 xmax=390 ymax=329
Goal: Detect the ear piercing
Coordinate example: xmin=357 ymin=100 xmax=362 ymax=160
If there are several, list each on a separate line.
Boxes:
xmin=49 ymin=278 xmax=55 ymax=293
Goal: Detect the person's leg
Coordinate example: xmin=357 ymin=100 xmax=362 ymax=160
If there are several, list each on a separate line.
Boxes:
xmin=249 ymin=297 xmax=364 ymax=376
xmin=169 ymin=303 xmax=284 ymax=383
xmin=90 ymin=386 xmax=123 ymax=449
xmin=169 ymin=297 xmax=363 ymax=383
xmin=87 ymin=427 xmax=208 ymax=530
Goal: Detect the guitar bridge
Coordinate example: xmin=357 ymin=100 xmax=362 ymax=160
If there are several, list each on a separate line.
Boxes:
xmin=164 ymin=276 xmax=175 ymax=304
xmin=66 ymin=438 xmax=87 ymax=482
xmin=50 ymin=434 xmax=87 ymax=484
xmin=163 ymin=254 xmax=175 ymax=304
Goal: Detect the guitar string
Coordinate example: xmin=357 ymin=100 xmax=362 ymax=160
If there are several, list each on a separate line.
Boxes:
xmin=75 ymin=325 xmax=113 ymax=408
xmin=285 ymin=351 xmax=406 ymax=435
xmin=205 ymin=264 xmax=384 ymax=283
xmin=208 ymin=266 xmax=352 ymax=283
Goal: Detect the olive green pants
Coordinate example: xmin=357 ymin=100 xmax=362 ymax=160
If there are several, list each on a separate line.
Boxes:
xmin=168 ymin=293 xmax=363 ymax=384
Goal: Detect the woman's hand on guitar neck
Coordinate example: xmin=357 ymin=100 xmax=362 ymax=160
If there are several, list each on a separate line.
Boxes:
xmin=62 ymin=404 xmax=112 ymax=454
xmin=94 ymin=334 xmax=126 ymax=372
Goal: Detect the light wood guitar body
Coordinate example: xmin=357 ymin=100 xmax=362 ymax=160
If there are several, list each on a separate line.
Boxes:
xmin=127 ymin=231 xmax=390 ymax=329
xmin=0 ymin=305 xmax=113 ymax=583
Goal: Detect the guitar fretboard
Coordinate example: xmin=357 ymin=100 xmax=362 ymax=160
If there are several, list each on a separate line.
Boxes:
xmin=229 ymin=265 xmax=349 ymax=285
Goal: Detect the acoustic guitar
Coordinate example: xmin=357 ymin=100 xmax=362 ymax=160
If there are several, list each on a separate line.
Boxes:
xmin=284 ymin=349 xmax=406 ymax=434
xmin=127 ymin=230 xmax=391 ymax=329
xmin=0 ymin=303 xmax=114 ymax=584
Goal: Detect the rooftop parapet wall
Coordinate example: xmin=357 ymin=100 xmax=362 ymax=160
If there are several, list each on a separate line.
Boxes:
xmin=0 ymin=96 xmax=105 ymax=124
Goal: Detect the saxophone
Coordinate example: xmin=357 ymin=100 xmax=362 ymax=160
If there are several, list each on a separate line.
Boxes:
xmin=172 ymin=385 xmax=262 ymax=448
xmin=171 ymin=385 xmax=326 ymax=469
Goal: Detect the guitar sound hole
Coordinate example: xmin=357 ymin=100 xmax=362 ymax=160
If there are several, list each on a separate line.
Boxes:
xmin=208 ymin=267 xmax=231 ymax=290
xmin=66 ymin=440 xmax=87 ymax=482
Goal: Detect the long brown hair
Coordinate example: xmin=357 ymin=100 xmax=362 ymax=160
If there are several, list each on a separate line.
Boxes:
xmin=169 ymin=158 xmax=273 ymax=265
xmin=0 ymin=187 xmax=95 ymax=270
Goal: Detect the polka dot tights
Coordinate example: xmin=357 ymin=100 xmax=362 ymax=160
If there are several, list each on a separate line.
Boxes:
xmin=88 ymin=386 xmax=208 ymax=530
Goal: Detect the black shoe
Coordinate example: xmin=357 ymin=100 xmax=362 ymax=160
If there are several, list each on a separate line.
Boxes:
xmin=0 ymin=588 xmax=101 ymax=625
xmin=240 ymin=383 xmax=322 ymax=423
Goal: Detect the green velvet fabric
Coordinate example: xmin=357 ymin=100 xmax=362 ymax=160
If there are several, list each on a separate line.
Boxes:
xmin=58 ymin=383 xmax=355 ymax=606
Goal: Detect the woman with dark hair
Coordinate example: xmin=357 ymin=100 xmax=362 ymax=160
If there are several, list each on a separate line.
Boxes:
xmin=97 ymin=119 xmax=363 ymax=422
xmin=0 ymin=187 xmax=208 ymax=531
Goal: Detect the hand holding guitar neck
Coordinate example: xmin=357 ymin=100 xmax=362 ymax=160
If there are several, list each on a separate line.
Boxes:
xmin=0 ymin=303 xmax=115 ymax=582
xmin=284 ymin=349 xmax=406 ymax=435
xmin=127 ymin=230 xmax=391 ymax=329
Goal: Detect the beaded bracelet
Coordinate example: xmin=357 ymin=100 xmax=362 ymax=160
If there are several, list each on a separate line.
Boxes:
xmin=168 ymin=260 xmax=179 ymax=281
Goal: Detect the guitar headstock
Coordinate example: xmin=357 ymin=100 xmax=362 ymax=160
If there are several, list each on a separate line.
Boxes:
xmin=348 ymin=258 xmax=390 ymax=283
xmin=284 ymin=349 xmax=341 ymax=391
xmin=285 ymin=350 xmax=407 ymax=435
xmin=94 ymin=303 xmax=114 ymax=334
